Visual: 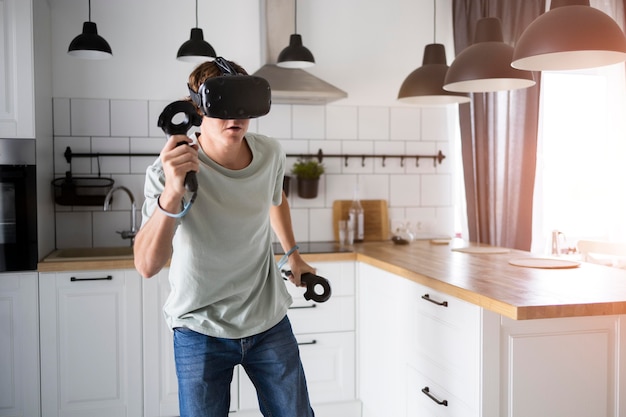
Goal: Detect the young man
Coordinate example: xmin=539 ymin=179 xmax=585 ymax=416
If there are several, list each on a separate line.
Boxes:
xmin=134 ymin=59 xmax=316 ymax=417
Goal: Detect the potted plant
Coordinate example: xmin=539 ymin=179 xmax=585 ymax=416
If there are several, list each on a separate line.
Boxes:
xmin=291 ymin=158 xmax=325 ymax=199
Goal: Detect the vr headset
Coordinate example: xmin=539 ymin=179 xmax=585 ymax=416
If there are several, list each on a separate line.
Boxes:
xmin=189 ymin=57 xmax=272 ymax=119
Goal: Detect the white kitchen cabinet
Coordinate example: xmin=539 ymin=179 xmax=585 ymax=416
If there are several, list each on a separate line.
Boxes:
xmin=358 ymin=263 xmax=494 ymax=417
xmin=39 ymin=269 xmax=142 ymax=417
xmin=142 ymin=268 xmax=238 ymax=416
xmin=0 ymin=0 xmax=35 ymax=138
xmin=0 ymin=272 xmax=40 ymax=417
xmin=239 ymin=261 xmax=359 ymax=417
xmin=358 ymin=262 xmax=624 ymax=417
xmin=499 ymin=315 xmax=619 ymax=417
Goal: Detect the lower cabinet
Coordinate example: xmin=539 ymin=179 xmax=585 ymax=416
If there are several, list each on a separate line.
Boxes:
xmin=358 ymin=262 xmax=483 ymax=417
xmin=0 ymin=272 xmax=40 ymax=417
xmin=143 ymin=261 xmax=360 ymax=417
xmin=358 ymin=262 xmax=624 ymax=417
xmin=39 ymin=270 xmax=143 ymax=417
xmin=499 ymin=315 xmax=621 ymax=417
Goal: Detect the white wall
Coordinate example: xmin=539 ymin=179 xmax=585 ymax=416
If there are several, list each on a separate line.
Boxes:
xmin=46 ymin=0 xmax=460 ymax=249
xmin=49 ymin=0 xmax=456 ymax=106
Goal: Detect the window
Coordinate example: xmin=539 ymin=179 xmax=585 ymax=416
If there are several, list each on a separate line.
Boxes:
xmin=530 ymin=63 xmax=626 ymax=253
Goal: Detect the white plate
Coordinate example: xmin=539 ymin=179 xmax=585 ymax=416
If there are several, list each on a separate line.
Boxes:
xmin=452 ymin=246 xmax=511 ymax=254
xmin=508 ymin=257 xmax=580 ymax=269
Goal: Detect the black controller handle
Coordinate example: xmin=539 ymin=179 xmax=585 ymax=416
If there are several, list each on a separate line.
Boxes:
xmin=282 ymin=270 xmax=332 ymax=303
xmin=157 ymin=101 xmax=203 ymax=193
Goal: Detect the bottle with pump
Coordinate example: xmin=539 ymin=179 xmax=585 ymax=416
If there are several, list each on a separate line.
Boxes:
xmin=349 ymin=186 xmax=365 ymax=242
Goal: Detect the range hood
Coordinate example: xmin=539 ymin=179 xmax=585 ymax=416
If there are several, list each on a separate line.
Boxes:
xmin=254 ymin=0 xmax=347 ymax=105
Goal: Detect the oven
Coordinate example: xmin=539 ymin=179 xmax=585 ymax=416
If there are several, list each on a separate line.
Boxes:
xmin=0 ymin=139 xmax=37 ymax=271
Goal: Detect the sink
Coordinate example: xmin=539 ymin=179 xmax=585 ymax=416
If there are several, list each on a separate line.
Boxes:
xmin=44 ymin=246 xmax=134 ymax=262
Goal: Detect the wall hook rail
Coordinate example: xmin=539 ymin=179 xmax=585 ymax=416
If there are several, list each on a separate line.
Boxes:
xmin=285 ymin=149 xmax=446 ymax=168
xmin=63 ymin=146 xmax=446 ymax=168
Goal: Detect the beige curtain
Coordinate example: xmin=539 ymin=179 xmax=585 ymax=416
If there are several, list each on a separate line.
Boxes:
xmin=452 ymin=0 xmax=545 ymax=250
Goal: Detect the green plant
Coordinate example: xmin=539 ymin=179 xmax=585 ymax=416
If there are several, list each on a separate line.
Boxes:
xmin=291 ymin=159 xmax=325 ymax=180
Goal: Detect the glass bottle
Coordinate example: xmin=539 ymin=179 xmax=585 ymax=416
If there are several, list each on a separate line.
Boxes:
xmin=349 ymin=187 xmax=364 ymax=242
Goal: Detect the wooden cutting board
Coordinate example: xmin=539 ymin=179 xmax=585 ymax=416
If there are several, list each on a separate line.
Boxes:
xmin=332 ymin=200 xmax=389 ymax=241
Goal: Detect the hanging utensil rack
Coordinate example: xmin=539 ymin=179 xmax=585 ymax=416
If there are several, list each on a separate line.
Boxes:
xmin=63 ymin=146 xmax=446 ymax=168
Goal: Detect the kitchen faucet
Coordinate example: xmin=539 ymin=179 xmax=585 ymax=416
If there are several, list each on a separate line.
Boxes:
xmin=103 ymin=186 xmax=137 ymax=245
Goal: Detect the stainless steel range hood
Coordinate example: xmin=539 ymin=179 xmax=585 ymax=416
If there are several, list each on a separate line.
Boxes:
xmin=254 ymin=0 xmax=347 ymax=105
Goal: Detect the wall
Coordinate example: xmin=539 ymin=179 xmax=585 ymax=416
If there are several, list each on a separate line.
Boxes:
xmin=52 ymin=98 xmax=457 ymax=248
xmin=47 ymin=0 xmax=460 ymax=249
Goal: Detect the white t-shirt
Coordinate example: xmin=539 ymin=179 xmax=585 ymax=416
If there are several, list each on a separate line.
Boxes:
xmin=141 ymin=133 xmax=292 ymax=338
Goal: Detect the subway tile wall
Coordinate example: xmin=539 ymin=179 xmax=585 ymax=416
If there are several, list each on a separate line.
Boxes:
xmin=52 ymin=98 xmax=457 ymax=249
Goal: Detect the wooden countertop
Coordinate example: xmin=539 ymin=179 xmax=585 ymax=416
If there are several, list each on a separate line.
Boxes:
xmin=38 ymin=240 xmax=626 ymax=320
xmin=355 ymin=240 xmax=626 ymax=320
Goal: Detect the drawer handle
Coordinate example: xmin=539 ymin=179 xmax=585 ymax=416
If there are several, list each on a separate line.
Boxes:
xmin=70 ymin=275 xmax=113 ymax=282
xmin=422 ymin=386 xmax=448 ymax=406
xmin=297 ymin=340 xmax=317 ymax=346
xmin=421 ymin=293 xmax=448 ymax=307
xmin=289 ymin=304 xmax=317 ymax=310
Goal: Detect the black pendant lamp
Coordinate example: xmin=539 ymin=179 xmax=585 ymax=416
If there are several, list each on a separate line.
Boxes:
xmin=277 ymin=0 xmax=315 ymax=68
xmin=177 ymin=0 xmax=217 ymax=62
xmin=67 ymin=0 xmax=112 ymax=59
xmin=443 ymin=17 xmax=535 ymax=93
xmin=397 ymin=0 xmax=470 ymax=105
xmin=512 ymin=0 xmax=626 ymax=71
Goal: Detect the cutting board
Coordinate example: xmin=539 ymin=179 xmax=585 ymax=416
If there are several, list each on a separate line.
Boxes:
xmin=332 ymin=199 xmax=389 ymax=241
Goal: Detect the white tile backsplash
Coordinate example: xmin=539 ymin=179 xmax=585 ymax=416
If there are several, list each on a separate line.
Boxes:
xmin=55 ymin=211 xmax=92 ymax=247
xmin=293 ymin=105 xmax=325 ymax=139
xmin=258 ymin=105 xmax=292 ymax=139
xmin=390 ymin=107 xmax=421 ymax=140
xmin=111 ymin=100 xmax=149 ymax=137
xmin=326 ymin=106 xmax=357 ymax=139
xmin=358 ymin=106 xmax=389 ymax=140
xmin=52 ymin=98 xmax=457 ymax=248
xmin=70 ymin=99 xmax=110 ymax=137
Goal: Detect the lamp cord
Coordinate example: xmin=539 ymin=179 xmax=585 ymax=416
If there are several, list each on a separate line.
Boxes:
xmin=195 ymin=0 xmax=199 ymax=28
xmin=433 ymin=0 xmax=436 ymax=42
xmin=88 ymin=0 xmax=91 ymax=22
xmin=294 ymin=0 xmax=298 ymax=34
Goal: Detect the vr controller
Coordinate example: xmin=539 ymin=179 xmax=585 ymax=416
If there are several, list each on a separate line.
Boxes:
xmin=282 ymin=270 xmax=332 ymax=303
xmin=157 ymin=101 xmax=202 ymax=193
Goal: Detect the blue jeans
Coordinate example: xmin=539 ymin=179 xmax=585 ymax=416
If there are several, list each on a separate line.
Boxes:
xmin=173 ymin=315 xmax=315 ymax=417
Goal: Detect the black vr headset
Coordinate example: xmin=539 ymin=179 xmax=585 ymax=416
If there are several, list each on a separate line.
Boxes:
xmin=188 ymin=57 xmax=272 ymax=119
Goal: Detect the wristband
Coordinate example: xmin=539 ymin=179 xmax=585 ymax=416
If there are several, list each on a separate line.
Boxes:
xmin=156 ymin=193 xmax=196 ymax=218
xmin=277 ymin=244 xmax=299 ymax=269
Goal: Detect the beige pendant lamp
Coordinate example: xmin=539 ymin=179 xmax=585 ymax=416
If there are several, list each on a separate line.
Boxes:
xmin=443 ymin=17 xmax=535 ymax=93
xmin=397 ymin=0 xmax=470 ymax=105
xmin=511 ymin=0 xmax=626 ymax=71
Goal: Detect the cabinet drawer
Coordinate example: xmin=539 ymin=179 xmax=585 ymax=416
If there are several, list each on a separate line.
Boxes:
xmin=239 ymin=331 xmax=356 ymax=410
xmin=414 ymin=286 xmax=480 ymax=329
xmin=406 ymin=365 xmax=477 ymax=417
xmin=288 ymin=296 xmax=355 ymax=334
xmin=410 ymin=287 xmax=480 ymax=366
xmin=407 ymin=285 xmax=481 ymax=408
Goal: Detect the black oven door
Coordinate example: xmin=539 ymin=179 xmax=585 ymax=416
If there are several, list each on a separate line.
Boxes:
xmin=0 ymin=165 xmax=37 ymax=271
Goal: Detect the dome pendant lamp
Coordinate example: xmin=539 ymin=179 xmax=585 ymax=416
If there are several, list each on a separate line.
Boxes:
xmin=67 ymin=0 xmax=112 ymax=59
xmin=397 ymin=0 xmax=470 ymax=105
xmin=277 ymin=0 xmax=315 ymax=68
xmin=177 ymin=0 xmax=217 ymax=62
xmin=443 ymin=17 xmax=535 ymax=93
xmin=511 ymin=0 xmax=626 ymax=71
